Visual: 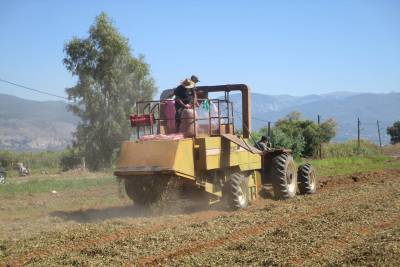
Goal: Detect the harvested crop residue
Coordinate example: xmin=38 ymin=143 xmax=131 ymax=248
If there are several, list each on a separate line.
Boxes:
xmin=1 ymin=169 xmax=400 ymax=266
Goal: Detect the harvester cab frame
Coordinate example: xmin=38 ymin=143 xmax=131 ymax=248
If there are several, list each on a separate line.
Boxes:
xmin=131 ymin=97 xmax=235 ymax=139
xmin=114 ymin=84 xmax=317 ymax=209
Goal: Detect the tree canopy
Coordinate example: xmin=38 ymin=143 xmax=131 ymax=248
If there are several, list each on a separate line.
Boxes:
xmin=387 ymin=121 xmax=400 ymax=144
xmin=259 ymin=112 xmax=337 ymax=158
xmin=63 ymin=13 xmax=156 ymax=170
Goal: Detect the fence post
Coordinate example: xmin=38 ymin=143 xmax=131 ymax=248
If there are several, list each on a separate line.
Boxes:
xmin=271 ymin=128 xmax=274 ymax=148
xmin=377 ymin=120 xmax=382 ymax=153
xmin=318 ymin=114 xmax=322 ymax=159
xmin=357 ymin=118 xmax=360 ymax=150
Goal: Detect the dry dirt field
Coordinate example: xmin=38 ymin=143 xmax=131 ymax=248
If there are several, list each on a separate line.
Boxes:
xmin=1 ymin=166 xmax=400 ymax=266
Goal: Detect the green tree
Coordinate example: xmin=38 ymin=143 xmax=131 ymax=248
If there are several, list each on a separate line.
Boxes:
xmin=272 ymin=127 xmax=305 ymax=158
xmin=319 ymin=118 xmax=337 ymax=142
xmin=387 ymin=121 xmax=400 ymax=144
xmin=63 ymin=13 xmax=156 ymax=170
xmin=300 ymin=120 xmax=320 ymax=156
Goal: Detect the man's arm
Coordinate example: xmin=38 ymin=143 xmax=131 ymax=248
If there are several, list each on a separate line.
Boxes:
xmin=176 ymin=98 xmax=190 ymax=108
xmin=257 ymin=141 xmax=267 ymax=151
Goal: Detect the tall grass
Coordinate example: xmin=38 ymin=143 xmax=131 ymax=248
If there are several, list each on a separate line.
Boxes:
xmin=308 ymin=156 xmax=400 ymax=176
xmin=0 ymin=150 xmax=63 ymax=175
xmin=321 ymin=140 xmax=381 ymax=158
xmin=382 ymin=143 xmax=400 ymax=156
xmin=0 ymin=150 xmax=62 ymax=168
xmin=303 ymin=140 xmax=400 ymax=176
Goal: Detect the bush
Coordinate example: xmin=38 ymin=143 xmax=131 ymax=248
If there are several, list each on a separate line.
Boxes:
xmin=0 ymin=150 xmax=16 ymax=169
xmin=60 ymin=148 xmax=82 ymax=171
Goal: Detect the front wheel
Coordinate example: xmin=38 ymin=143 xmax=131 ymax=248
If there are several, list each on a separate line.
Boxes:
xmin=270 ymin=153 xmax=298 ymax=199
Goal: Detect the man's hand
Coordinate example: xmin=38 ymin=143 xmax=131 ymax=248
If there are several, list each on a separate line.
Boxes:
xmin=184 ymin=104 xmax=191 ymax=109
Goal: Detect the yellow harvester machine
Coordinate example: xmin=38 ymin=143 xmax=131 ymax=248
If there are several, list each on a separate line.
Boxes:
xmin=114 ymin=84 xmax=317 ymax=209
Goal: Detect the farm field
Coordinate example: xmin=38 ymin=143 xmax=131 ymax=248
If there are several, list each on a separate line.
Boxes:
xmin=1 ymin=157 xmax=400 ymax=266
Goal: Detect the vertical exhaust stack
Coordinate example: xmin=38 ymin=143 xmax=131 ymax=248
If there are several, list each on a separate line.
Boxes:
xmin=240 ymin=84 xmax=251 ymax=139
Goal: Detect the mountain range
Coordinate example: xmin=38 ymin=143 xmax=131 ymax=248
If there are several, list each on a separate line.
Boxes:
xmin=0 ymin=94 xmax=77 ymax=151
xmin=228 ymin=91 xmax=400 ymax=144
xmin=0 ymin=91 xmax=399 ymax=151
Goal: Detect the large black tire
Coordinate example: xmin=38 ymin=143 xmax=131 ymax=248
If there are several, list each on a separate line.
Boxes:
xmin=298 ymin=163 xmax=317 ymax=194
xmin=227 ymin=172 xmax=250 ymax=210
xmin=124 ymin=176 xmax=171 ymax=206
xmin=271 ymin=153 xmax=298 ymax=199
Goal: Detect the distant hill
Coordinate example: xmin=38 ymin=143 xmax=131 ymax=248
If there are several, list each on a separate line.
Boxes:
xmin=0 ymin=91 xmax=399 ymax=151
xmin=0 ymin=94 xmax=78 ymax=151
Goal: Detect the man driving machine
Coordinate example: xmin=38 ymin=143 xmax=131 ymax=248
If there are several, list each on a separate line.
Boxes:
xmin=174 ymin=75 xmax=200 ymax=132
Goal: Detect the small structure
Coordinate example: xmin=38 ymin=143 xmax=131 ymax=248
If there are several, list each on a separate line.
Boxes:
xmin=16 ymin=162 xmax=30 ymax=176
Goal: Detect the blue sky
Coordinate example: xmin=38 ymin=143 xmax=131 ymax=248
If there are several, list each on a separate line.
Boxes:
xmin=0 ymin=0 xmax=399 ymax=101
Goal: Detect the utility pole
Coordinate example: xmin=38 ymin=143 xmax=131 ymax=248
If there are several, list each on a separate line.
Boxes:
xmin=267 ymin=121 xmax=271 ymax=138
xmin=270 ymin=128 xmax=274 ymax=148
xmin=357 ymin=118 xmax=361 ymax=151
xmin=377 ymin=120 xmax=382 ymax=153
xmin=318 ymin=114 xmax=322 ymax=159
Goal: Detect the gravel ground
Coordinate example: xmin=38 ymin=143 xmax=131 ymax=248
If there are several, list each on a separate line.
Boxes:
xmin=1 ymin=169 xmax=399 ymax=266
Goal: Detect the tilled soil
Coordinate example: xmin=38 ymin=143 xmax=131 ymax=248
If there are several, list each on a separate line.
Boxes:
xmin=1 ymin=169 xmax=400 ymax=266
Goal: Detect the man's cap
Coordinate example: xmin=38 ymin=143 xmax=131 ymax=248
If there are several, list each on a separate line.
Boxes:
xmin=190 ymin=75 xmax=200 ymax=83
xmin=261 ymin=135 xmax=270 ymax=141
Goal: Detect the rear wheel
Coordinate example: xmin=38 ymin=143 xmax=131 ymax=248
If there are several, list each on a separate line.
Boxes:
xmin=124 ymin=176 xmax=171 ymax=206
xmin=271 ymin=153 xmax=297 ymax=199
xmin=228 ymin=172 xmax=249 ymax=210
xmin=298 ymin=163 xmax=317 ymax=194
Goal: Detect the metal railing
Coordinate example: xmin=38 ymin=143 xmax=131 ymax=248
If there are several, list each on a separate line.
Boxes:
xmin=133 ymin=98 xmax=235 ymax=139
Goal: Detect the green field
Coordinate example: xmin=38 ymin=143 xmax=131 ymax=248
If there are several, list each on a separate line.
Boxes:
xmin=0 ymin=175 xmax=115 ymax=197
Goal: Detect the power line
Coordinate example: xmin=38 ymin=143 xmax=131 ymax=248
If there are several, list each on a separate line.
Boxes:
xmin=232 ymin=109 xmax=272 ymax=123
xmin=0 ymin=78 xmax=70 ymax=101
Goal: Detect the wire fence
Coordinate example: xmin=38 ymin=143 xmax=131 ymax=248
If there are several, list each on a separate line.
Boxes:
xmin=233 ymin=108 xmax=393 ymax=147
